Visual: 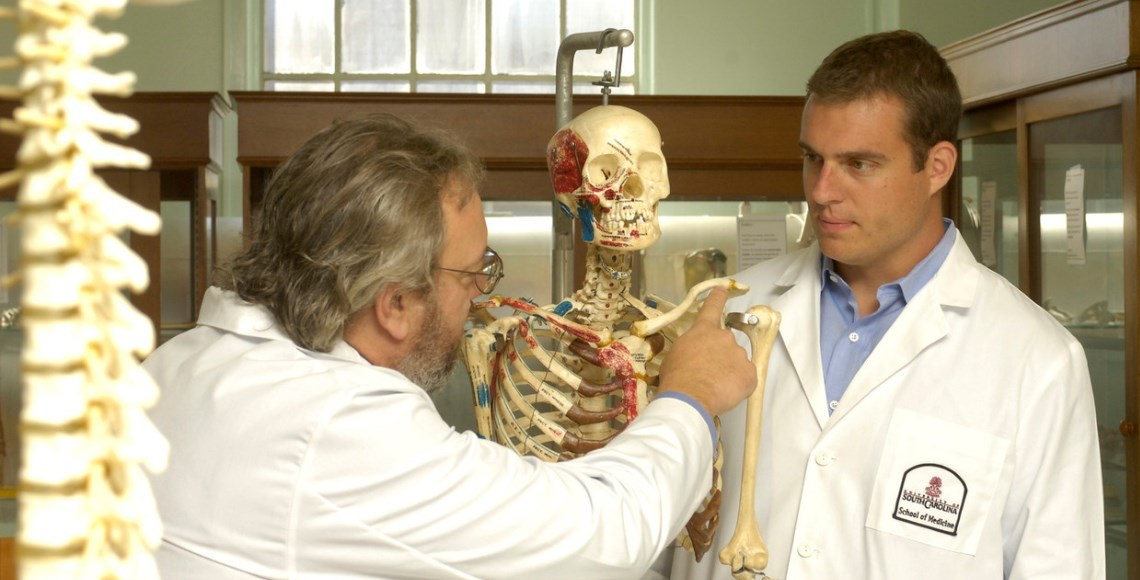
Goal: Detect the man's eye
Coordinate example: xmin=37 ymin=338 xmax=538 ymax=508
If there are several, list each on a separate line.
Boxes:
xmin=851 ymin=160 xmax=872 ymax=171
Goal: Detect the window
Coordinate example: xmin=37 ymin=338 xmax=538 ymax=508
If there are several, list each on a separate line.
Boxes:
xmin=263 ymin=0 xmax=637 ymax=94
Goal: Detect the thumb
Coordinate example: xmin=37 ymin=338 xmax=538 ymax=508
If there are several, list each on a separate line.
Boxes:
xmin=693 ymin=287 xmax=729 ymax=327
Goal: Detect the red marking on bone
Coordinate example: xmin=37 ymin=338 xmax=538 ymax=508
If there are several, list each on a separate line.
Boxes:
xmin=489 ymin=349 xmax=504 ymax=401
xmin=622 ymin=377 xmax=639 ymax=421
xmin=498 ymin=297 xmax=603 ymax=343
xmin=631 ymin=230 xmax=640 ymax=238
xmin=548 ymin=129 xmax=588 ymax=195
xmin=594 ymin=342 xmax=639 ymax=422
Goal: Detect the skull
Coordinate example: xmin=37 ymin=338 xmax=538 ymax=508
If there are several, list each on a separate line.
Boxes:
xmin=547 ymin=105 xmax=669 ymax=251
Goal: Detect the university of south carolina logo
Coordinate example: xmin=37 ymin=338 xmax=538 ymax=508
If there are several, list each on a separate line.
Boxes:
xmin=893 ymin=464 xmax=966 ymax=536
xmin=926 ymin=476 xmax=942 ymax=497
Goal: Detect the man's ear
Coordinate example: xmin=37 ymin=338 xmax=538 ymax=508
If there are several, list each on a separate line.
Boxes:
xmin=926 ymin=140 xmax=958 ymax=195
xmin=374 ymin=283 xmax=417 ymax=342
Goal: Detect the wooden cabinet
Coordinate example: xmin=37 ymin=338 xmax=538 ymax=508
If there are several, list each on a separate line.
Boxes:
xmin=231 ymin=92 xmax=807 ymax=290
xmin=943 ymin=1 xmax=1140 ymax=576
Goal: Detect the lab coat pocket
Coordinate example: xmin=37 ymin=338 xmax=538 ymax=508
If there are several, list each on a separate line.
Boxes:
xmin=864 ymin=409 xmax=1009 ymax=556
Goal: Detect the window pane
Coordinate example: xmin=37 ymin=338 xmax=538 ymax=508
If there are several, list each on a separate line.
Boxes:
xmin=491 ymin=81 xmax=554 ymax=94
xmin=416 ymin=0 xmax=486 ymax=74
xmin=565 ymin=0 xmax=635 ymax=77
xmin=265 ymin=0 xmax=335 ymax=73
xmin=342 ymin=80 xmax=412 ymax=92
xmin=265 ymin=80 xmax=337 ymax=92
xmin=492 ymin=0 xmax=557 ymax=75
xmin=417 ymin=80 xmax=485 ymax=93
xmin=1030 ymin=108 xmax=1127 ymax=577
xmin=343 ymin=0 xmax=410 ymax=73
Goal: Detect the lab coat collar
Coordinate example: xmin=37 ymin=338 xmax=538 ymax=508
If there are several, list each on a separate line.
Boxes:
xmin=196 ymin=286 xmax=370 ymax=365
xmin=769 ymin=245 xmax=830 ymax=429
xmin=827 ymin=232 xmax=979 ymax=427
xmin=768 ymin=230 xmax=979 ymax=429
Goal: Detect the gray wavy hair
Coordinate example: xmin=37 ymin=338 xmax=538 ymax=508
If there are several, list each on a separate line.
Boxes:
xmin=218 ymin=113 xmax=485 ymax=351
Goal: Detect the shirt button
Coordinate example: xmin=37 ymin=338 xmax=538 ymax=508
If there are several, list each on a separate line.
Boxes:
xmin=848 ymin=332 xmax=859 ymax=342
xmin=814 ymin=451 xmax=834 ymax=466
xmin=829 ymin=400 xmax=839 ymax=411
xmin=829 ymin=275 xmax=838 ymax=283
xmin=797 ymin=542 xmax=815 ymax=558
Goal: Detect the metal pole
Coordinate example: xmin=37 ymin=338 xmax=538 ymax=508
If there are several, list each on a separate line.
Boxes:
xmin=550 ymin=28 xmax=634 ymax=303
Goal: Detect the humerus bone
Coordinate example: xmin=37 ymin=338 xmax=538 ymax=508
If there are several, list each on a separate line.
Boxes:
xmin=718 ymin=305 xmax=781 ymax=579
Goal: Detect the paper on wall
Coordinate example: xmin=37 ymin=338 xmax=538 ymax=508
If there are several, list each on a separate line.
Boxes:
xmin=1064 ymin=165 xmax=1086 ymax=265
xmin=737 ymin=214 xmax=787 ymax=271
xmin=980 ymin=180 xmax=997 ymax=267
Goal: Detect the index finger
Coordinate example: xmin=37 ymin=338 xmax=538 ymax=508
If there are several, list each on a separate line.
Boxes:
xmin=694 ymin=286 xmax=729 ymax=327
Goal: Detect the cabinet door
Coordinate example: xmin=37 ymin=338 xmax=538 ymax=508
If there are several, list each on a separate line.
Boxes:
xmin=1030 ymin=106 xmax=1127 ymax=575
xmin=958 ymin=130 xmax=1019 ymax=286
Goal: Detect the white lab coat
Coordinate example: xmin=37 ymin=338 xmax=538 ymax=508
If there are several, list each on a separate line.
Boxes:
xmin=672 ymin=234 xmax=1105 ymax=579
xmin=146 ymin=287 xmax=714 ymax=579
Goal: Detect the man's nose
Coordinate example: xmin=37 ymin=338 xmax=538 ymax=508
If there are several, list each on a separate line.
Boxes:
xmin=805 ymin=162 xmax=841 ymax=205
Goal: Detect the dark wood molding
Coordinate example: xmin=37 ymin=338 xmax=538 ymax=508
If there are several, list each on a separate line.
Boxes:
xmin=0 ymin=92 xmax=220 ymax=171
xmin=943 ymin=0 xmax=1137 ymax=108
xmin=233 ymin=92 xmax=807 ymax=224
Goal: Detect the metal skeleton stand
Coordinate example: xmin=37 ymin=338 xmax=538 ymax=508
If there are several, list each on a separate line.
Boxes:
xmin=551 ymin=28 xmax=633 ymax=303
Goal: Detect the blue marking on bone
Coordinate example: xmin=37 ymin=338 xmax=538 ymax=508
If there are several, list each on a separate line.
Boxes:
xmin=554 ymin=300 xmax=573 ymax=316
xmin=578 ymin=204 xmax=595 ymax=242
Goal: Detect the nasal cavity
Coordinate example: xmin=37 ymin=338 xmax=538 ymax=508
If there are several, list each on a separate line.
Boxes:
xmin=623 ymin=173 xmax=645 ymax=198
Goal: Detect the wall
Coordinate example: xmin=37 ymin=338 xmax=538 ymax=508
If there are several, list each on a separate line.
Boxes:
xmin=647 ymin=0 xmax=878 ymax=95
xmin=898 ymin=0 xmax=1064 ymax=48
xmin=101 ymin=0 xmax=226 ymax=92
xmin=647 ymin=0 xmax=1066 ymax=96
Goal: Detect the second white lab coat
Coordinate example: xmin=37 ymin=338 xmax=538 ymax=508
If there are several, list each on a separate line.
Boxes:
xmin=146 ymin=288 xmax=714 ymax=579
xmin=673 ymin=234 xmax=1105 ymax=579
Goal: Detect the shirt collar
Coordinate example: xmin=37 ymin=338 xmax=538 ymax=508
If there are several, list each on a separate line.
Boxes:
xmin=820 ymin=218 xmax=956 ymax=303
xmin=197 ymin=286 xmax=370 ymax=365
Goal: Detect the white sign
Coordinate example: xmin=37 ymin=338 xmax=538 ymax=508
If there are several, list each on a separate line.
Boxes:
xmin=736 ymin=214 xmax=787 ymax=271
xmin=1064 ymin=165 xmax=1086 ymax=265
xmin=979 ymin=181 xmax=997 ymax=267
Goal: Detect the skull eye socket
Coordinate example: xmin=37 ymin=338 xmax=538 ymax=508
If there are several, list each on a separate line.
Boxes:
xmin=585 ymin=153 xmax=621 ymax=185
xmin=637 ymin=152 xmax=666 ymax=183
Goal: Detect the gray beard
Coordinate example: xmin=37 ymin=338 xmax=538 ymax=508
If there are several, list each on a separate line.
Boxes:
xmin=398 ymin=296 xmax=461 ymax=395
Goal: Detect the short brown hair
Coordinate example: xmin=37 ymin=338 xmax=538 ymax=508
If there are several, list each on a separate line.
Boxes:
xmin=218 ymin=114 xmax=484 ymax=351
xmin=806 ymin=30 xmax=961 ymax=170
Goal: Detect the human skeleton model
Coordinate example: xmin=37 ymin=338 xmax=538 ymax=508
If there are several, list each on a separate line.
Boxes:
xmin=2 ymin=1 xmax=170 ymax=577
xmin=463 ymin=105 xmax=780 ymax=568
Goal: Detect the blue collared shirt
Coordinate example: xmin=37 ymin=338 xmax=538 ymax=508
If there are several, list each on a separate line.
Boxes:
xmin=819 ymin=219 xmax=956 ymax=415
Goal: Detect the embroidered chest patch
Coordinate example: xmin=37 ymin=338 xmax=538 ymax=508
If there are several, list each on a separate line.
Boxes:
xmin=892 ymin=463 xmax=967 ymax=535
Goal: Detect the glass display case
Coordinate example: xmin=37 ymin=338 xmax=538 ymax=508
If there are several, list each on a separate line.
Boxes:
xmin=943 ymin=2 xmax=1140 ymax=575
xmin=957 ymin=127 xmax=1019 ymax=287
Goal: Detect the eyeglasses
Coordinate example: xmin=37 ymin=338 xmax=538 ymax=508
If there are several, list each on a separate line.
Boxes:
xmin=435 ymin=247 xmax=504 ymax=294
